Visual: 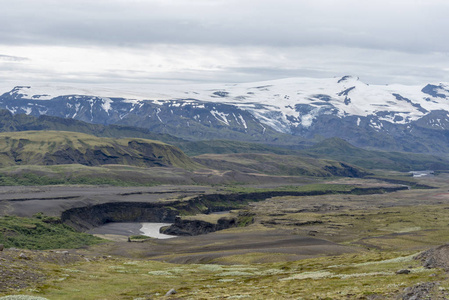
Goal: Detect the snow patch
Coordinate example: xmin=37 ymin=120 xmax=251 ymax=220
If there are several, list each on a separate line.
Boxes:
xmin=156 ymin=108 xmax=163 ymax=123
xmin=210 ymin=110 xmax=229 ymax=125
xmin=238 ymin=114 xmax=247 ymax=129
xmin=24 ymin=107 xmax=32 ymax=115
xmin=101 ymin=98 xmax=113 ymax=113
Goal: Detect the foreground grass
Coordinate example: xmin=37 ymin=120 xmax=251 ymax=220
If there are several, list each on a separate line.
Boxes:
xmin=0 ymin=215 xmax=103 ymax=250
xmin=2 ymin=250 xmax=446 ymax=299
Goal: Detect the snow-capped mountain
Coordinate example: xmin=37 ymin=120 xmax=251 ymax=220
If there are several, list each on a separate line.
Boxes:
xmin=1 ymin=76 xmax=449 ymax=154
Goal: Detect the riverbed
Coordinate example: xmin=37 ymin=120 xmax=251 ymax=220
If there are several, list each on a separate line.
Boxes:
xmin=87 ymin=222 xmax=175 ymax=239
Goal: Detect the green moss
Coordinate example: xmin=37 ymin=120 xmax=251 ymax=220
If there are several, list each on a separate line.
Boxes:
xmin=237 ymin=214 xmax=255 ymax=227
xmin=128 ymin=235 xmax=149 ymax=240
xmin=0 ymin=172 xmax=147 ymax=186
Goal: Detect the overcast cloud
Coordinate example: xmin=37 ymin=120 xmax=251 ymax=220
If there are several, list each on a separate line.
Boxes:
xmin=1 ymin=0 xmax=449 ymax=86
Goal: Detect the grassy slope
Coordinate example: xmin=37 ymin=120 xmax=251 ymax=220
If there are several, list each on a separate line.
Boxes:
xmin=302 ymin=137 xmax=449 ymax=171
xmin=11 ymin=250 xmax=442 ymax=299
xmin=177 ymin=139 xmax=305 ymax=156
xmin=0 ymin=131 xmax=198 ymax=169
xmin=193 ymin=152 xmax=367 ymax=177
xmin=179 ymin=138 xmax=449 ymax=172
xmin=0 ymin=164 xmax=199 ymax=186
xmin=0 ymin=214 xmax=102 ymax=250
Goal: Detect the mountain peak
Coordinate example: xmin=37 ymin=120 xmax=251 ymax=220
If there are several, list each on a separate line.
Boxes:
xmin=337 ymin=75 xmax=359 ymax=84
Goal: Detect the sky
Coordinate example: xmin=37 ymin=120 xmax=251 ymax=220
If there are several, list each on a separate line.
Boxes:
xmin=1 ymin=0 xmax=449 ymax=87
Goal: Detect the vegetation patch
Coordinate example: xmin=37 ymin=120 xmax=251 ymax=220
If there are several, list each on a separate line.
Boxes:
xmin=0 ymin=214 xmax=103 ymax=250
xmin=194 ymin=152 xmax=368 ymax=177
xmin=224 ymin=182 xmax=408 ymax=194
xmin=0 ymin=131 xmax=199 ymax=170
xmin=0 ymin=171 xmax=140 ymax=186
xmin=0 ymin=164 xmax=195 ymax=186
xmin=224 ymin=183 xmax=356 ymax=194
xmin=366 ymin=175 xmax=435 ymax=189
xmin=302 ymin=137 xmax=449 ymax=171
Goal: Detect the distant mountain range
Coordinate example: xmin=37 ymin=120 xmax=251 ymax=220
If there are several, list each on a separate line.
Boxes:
xmin=1 ymin=76 xmax=449 ymax=154
xmin=0 ymin=109 xmax=447 ymax=172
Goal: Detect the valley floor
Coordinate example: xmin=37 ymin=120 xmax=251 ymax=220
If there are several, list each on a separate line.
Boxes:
xmin=2 ymin=174 xmax=449 ymax=299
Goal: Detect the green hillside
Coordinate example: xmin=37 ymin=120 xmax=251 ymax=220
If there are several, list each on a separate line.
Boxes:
xmin=177 ymin=139 xmax=304 ymax=156
xmin=303 ymin=137 xmax=449 ymax=171
xmin=0 ymin=131 xmax=198 ymax=169
xmin=193 ymin=152 xmax=367 ymax=177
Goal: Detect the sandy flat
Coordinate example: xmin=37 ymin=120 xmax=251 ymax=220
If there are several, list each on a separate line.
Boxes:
xmin=87 ymin=222 xmax=143 ymax=236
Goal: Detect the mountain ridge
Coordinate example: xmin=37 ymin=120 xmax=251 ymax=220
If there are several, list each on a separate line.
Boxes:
xmin=2 ymin=76 xmax=449 ymax=154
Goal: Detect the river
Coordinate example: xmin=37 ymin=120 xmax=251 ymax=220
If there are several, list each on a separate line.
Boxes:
xmin=410 ymin=170 xmax=434 ymax=178
xmin=87 ymin=222 xmax=175 ymax=239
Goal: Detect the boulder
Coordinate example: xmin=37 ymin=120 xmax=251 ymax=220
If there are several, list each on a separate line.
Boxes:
xmin=165 ymin=288 xmax=176 ymax=296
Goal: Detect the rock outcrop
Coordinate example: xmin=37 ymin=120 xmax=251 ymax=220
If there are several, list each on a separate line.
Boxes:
xmin=415 ymin=244 xmax=449 ymax=270
xmin=161 ymin=216 xmax=238 ymax=236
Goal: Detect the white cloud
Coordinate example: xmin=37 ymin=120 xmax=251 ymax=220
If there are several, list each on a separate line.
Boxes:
xmin=0 ymin=0 xmax=448 ymax=85
xmin=1 ymin=44 xmax=448 ymax=86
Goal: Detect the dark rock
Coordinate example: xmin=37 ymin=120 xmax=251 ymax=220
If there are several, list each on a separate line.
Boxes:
xmin=0 ymin=244 xmax=3 ymax=251
xmin=395 ymin=269 xmax=410 ymax=275
xmin=415 ymin=244 xmax=449 ymax=270
xmin=161 ymin=216 xmax=237 ymax=236
xmin=401 ymin=282 xmax=438 ymax=300
xmin=422 ymin=84 xmax=447 ymax=98
xmin=61 ymin=202 xmax=179 ymax=231
xmin=161 ymin=210 xmax=255 ymax=236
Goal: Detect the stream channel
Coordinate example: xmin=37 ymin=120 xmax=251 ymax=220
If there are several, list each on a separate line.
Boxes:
xmin=87 ymin=222 xmax=175 ymax=239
